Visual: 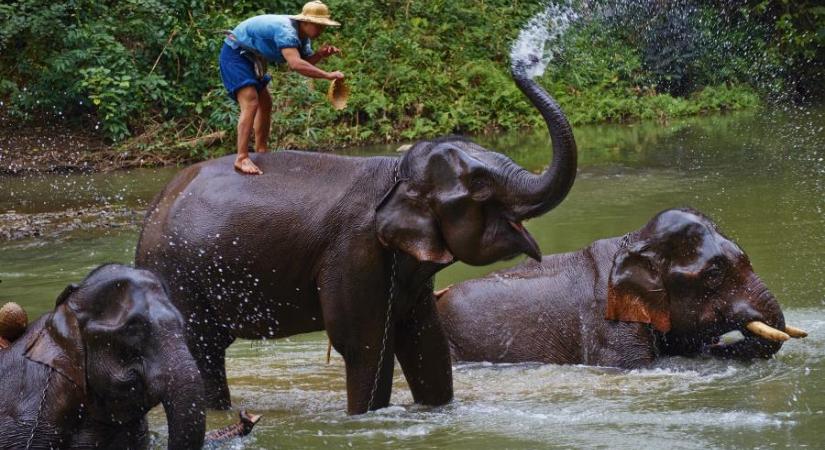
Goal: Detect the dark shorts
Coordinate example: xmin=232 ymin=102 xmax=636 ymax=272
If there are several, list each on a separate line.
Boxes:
xmin=219 ymin=43 xmax=272 ymax=102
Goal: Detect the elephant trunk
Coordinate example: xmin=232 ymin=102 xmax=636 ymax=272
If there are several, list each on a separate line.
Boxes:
xmin=157 ymin=342 xmax=206 ymax=450
xmin=507 ymin=61 xmax=578 ymax=219
xmin=725 ymin=274 xmax=788 ymax=358
xmin=741 ymin=273 xmax=786 ymax=333
xmin=739 ymin=273 xmax=806 ymax=342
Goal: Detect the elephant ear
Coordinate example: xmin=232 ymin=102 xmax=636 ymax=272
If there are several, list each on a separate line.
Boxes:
xmin=25 ymin=285 xmax=86 ymax=393
xmin=375 ymin=181 xmax=454 ymax=264
xmin=605 ymin=242 xmax=671 ymax=333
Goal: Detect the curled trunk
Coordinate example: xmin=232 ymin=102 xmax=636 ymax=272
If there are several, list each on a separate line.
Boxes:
xmin=507 ymin=61 xmax=578 ymax=219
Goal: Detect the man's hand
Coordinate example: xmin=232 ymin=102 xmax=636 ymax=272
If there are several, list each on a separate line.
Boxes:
xmin=317 ymin=43 xmax=341 ymax=58
xmin=327 ymin=71 xmax=344 ymax=80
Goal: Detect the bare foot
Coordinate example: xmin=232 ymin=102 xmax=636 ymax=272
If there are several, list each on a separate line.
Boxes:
xmin=234 ymin=156 xmax=263 ymax=175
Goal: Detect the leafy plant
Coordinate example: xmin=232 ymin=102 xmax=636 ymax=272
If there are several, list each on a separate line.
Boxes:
xmin=0 ymin=0 xmax=821 ymax=158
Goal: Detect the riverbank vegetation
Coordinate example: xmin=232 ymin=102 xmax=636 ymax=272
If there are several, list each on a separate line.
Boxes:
xmin=1 ymin=0 xmax=822 ymax=164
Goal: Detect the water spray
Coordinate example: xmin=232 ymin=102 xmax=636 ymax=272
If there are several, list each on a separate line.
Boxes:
xmin=510 ymin=3 xmax=580 ymax=79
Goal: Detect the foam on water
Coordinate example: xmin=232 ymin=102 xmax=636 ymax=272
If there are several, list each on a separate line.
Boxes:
xmin=192 ymin=325 xmax=815 ymax=448
xmin=509 ymin=2 xmax=579 ymax=78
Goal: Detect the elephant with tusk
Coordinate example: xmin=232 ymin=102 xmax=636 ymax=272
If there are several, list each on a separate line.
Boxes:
xmin=437 ymin=208 xmax=807 ymax=368
xmin=135 ymin=61 xmax=577 ymax=414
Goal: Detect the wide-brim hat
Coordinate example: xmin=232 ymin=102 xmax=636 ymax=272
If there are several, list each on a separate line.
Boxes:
xmin=290 ymin=1 xmax=341 ymax=27
xmin=0 ymin=302 xmax=27 ymax=342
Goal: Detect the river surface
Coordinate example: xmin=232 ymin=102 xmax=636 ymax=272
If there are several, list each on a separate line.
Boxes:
xmin=1 ymin=107 xmax=824 ymax=449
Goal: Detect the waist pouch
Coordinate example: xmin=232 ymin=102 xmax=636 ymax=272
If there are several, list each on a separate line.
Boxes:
xmin=239 ymin=49 xmax=268 ymax=80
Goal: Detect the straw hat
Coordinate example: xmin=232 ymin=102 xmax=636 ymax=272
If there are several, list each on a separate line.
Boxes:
xmin=327 ymin=78 xmax=349 ymax=110
xmin=0 ymin=302 xmax=27 ymax=342
xmin=291 ymin=1 xmax=341 ymax=27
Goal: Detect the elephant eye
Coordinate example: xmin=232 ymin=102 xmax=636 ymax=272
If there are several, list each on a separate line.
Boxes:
xmin=704 ymin=264 xmax=726 ymax=290
xmin=469 ymin=176 xmax=492 ymax=200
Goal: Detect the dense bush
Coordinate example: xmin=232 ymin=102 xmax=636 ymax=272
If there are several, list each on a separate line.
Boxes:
xmin=0 ymin=0 xmax=821 ymax=158
xmin=605 ymin=0 xmax=825 ymax=101
xmin=728 ymin=0 xmax=825 ymax=101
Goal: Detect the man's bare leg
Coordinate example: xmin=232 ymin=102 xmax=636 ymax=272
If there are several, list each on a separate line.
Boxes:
xmin=235 ymin=86 xmax=263 ymax=175
xmin=253 ymin=87 xmax=273 ymax=153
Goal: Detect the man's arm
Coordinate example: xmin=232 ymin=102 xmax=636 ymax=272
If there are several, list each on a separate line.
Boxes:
xmin=305 ymin=43 xmax=341 ymax=65
xmin=281 ymin=47 xmax=343 ymax=80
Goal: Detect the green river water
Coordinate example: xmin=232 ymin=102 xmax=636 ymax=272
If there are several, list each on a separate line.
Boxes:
xmin=1 ymin=107 xmax=824 ymax=449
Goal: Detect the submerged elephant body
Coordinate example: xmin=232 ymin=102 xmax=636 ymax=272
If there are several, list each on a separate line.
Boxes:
xmin=0 ymin=264 xmax=205 ymax=450
xmin=437 ymin=209 xmax=805 ymax=368
xmin=136 ymin=64 xmax=578 ymax=414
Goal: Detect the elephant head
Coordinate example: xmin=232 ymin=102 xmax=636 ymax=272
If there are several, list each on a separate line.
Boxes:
xmin=25 ymin=264 xmax=205 ymax=449
xmin=375 ymin=63 xmax=578 ymax=266
xmin=606 ymin=208 xmax=806 ymax=359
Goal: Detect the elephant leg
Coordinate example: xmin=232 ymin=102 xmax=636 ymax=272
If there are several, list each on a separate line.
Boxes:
xmin=319 ymin=253 xmax=409 ymax=415
xmin=321 ymin=283 xmax=396 ymax=413
xmin=187 ymin=317 xmax=235 ymax=410
xmin=341 ymin=335 xmax=396 ymax=415
xmin=394 ymin=294 xmax=453 ymax=407
xmin=196 ymin=344 xmax=233 ymax=410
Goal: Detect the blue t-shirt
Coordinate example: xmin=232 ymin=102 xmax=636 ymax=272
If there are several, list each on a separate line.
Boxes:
xmin=225 ymin=15 xmax=313 ymax=64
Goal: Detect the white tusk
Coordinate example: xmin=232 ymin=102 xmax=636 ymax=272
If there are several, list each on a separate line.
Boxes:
xmin=434 ymin=285 xmax=453 ymax=299
xmin=746 ymin=321 xmax=790 ymax=342
xmin=785 ymin=325 xmax=808 ymax=338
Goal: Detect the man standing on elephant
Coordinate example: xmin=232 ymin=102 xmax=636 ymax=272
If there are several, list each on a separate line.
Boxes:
xmin=220 ymin=1 xmax=345 ymax=175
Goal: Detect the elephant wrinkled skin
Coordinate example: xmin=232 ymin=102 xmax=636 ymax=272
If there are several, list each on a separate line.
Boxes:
xmin=135 ymin=63 xmax=578 ymax=414
xmin=0 ymin=264 xmax=205 ymax=450
xmin=437 ymin=208 xmax=806 ymax=368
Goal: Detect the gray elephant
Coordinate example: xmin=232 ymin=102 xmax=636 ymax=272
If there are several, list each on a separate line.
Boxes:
xmin=437 ymin=208 xmax=807 ymax=368
xmin=0 ymin=264 xmax=205 ymax=449
xmin=135 ymin=62 xmax=578 ymax=414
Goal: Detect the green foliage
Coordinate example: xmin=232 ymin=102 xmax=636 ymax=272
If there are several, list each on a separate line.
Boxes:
xmin=531 ymin=15 xmax=762 ymax=125
xmin=0 ymin=0 xmax=821 ymax=155
xmin=739 ymin=0 xmax=825 ymax=100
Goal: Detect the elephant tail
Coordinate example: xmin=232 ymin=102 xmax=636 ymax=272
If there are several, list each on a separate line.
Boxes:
xmin=204 ymin=410 xmax=262 ymax=442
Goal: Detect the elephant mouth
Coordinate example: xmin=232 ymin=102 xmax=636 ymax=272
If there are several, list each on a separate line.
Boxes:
xmin=508 ymin=221 xmax=541 ymax=261
xmin=702 ymin=321 xmax=807 ymax=359
xmin=703 ymin=331 xmax=779 ymax=359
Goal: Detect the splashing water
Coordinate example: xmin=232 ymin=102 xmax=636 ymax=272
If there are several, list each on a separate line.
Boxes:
xmin=509 ymin=3 xmax=579 ymax=79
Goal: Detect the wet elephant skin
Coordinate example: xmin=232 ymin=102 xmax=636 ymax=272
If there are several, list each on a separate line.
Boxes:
xmin=135 ymin=64 xmax=578 ymax=414
xmin=438 ymin=208 xmax=800 ymax=368
xmin=0 ymin=264 xmax=205 ymax=450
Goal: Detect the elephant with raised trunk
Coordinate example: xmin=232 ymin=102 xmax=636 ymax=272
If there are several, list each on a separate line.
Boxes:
xmin=135 ymin=62 xmax=577 ymax=414
xmin=437 ymin=208 xmax=807 ymax=368
xmin=0 ymin=264 xmax=205 ymax=449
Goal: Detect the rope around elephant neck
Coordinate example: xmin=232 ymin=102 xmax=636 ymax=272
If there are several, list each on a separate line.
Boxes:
xmin=26 ymin=367 xmax=53 ymax=450
xmin=367 ymin=250 xmax=398 ymax=412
